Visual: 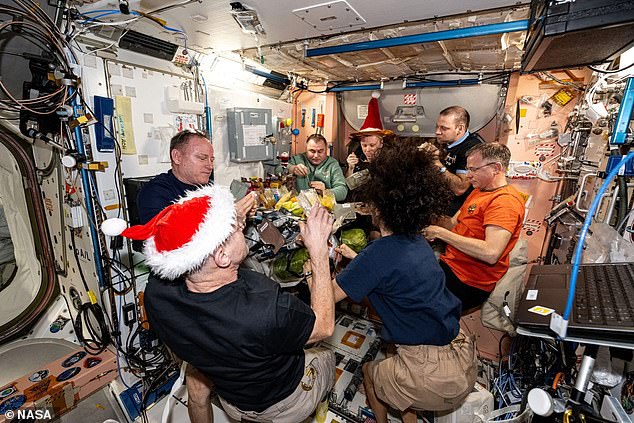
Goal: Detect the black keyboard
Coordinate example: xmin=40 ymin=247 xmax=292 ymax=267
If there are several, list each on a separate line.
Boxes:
xmin=575 ymin=263 xmax=634 ymax=326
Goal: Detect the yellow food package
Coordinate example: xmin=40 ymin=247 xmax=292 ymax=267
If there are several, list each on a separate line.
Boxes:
xmin=281 ymin=200 xmax=296 ymax=211
xmin=281 ymin=201 xmax=304 ymax=216
xmin=275 ymin=191 xmax=292 ymax=210
xmin=320 ymin=190 xmax=336 ymax=211
xmin=261 ymin=189 xmax=277 ymax=209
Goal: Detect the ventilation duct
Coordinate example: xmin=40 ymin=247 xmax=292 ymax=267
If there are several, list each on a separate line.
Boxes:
xmin=118 ymin=30 xmax=179 ymax=61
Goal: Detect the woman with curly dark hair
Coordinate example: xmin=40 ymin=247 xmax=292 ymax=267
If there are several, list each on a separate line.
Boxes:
xmin=332 ymin=140 xmax=477 ymax=423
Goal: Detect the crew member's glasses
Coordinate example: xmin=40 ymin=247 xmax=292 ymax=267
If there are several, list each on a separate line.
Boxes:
xmin=466 ymin=162 xmax=498 ymax=173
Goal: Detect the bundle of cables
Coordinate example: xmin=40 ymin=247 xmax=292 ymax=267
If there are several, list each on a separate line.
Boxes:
xmin=0 ymin=0 xmax=78 ymax=115
xmin=70 ymin=229 xmax=111 ymax=355
xmin=492 ymin=334 xmax=578 ymax=418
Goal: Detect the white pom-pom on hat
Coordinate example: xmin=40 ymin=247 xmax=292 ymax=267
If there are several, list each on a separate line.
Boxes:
xmin=101 ymin=218 xmax=128 ymax=237
xmin=111 ymin=186 xmax=237 ymax=280
xmin=371 ymin=90 xmax=381 ymax=99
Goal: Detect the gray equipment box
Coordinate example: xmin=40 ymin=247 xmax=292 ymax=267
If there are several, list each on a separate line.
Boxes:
xmin=226 ymin=107 xmax=274 ymax=162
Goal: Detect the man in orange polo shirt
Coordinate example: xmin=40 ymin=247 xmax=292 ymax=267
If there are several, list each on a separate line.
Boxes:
xmin=424 ymin=143 xmax=524 ymax=312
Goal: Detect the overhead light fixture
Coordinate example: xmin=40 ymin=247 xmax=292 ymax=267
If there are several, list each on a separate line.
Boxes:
xmin=243 ymin=64 xmax=290 ymax=90
xmin=230 ymin=2 xmax=265 ymax=36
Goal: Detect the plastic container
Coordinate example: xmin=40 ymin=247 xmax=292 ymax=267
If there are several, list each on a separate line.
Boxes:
xmin=486 ymin=405 xmax=532 ymax=423
xmin=435 ymin=383 xmax=493 ymax=423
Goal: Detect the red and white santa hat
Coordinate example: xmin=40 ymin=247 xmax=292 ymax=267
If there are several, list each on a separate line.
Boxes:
xmin=101 ymin=185 xmax=236 ymax=280
xmin=351 ymin=91 xmax=394 ymax=137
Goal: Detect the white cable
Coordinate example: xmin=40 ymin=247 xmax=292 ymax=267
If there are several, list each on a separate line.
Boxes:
xmin=85 ymin=31 xmax=127 ymax=56
xmin=69 ymin=16 xmax=141 ymax=44
xmin=83 ymin=16 xmax=141 ymax=28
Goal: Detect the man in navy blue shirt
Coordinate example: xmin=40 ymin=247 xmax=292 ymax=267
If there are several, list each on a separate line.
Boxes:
xmin=431 ymin=106 xmax=484 ymax=216
xmin=137 ymin=129 xmax=214 ymax=224
xmin=334 ymin=141 xmax=476 ymax=423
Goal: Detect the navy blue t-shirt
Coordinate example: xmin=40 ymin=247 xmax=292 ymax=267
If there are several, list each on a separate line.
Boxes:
xmin=137 ymin=170 xmax=200 ymax=224
xmin=444 ymin=132 xmax=484 ymax=216
xmin=336 ymin=234 xmax=461 ymax=345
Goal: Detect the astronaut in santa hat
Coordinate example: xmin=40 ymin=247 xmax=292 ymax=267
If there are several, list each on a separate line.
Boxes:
xmin=345 ymin=91 xmax=395 ymax=178
xmin=103 ymin=186 xmax=336 ymax=423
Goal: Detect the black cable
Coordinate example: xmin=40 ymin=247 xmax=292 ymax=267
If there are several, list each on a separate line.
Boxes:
xmin=141 ymin=361 xmax=178 ymax=416
xmin=320 ymin=72 xmax=510 ymax=93
xmin=616 ymin=178 xmax=629 ymax=233
xmin=588 ymin=61 xmax=634 ymax=74
xmin=35 ymin=149 xmax=59 ymax=177
xmin=408 ymin=71 xmax=508 ymax=77
xmin=539 ymin=71 xmax=585 ymax=91
xmin=73 ymin=293 xmax=111 ymax=354
xmin=124 ymin=323 xmax=171 ymax=375
xmin=113 ymin=140 xmax=124 ymax=218
xmin=98 ymin=287 xmax=120 ymax=345
xmin=0 ymin=1 xmax=78 ymax=113
xmin=70 ymin=230 xmax=112 ymax=355
xmin=499 ymin=333 xmax=509 ymax=361
xmin=103 ymin=258 xmax=134 ymax=295
xmin=322 ymin=79 xmax=383 ymax=93
xmin=407 ymin=72 xmax=509 ymax=84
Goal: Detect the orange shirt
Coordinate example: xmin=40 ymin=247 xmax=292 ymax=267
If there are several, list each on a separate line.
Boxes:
xmin=441 ymin=185 xmax=525 ymax=292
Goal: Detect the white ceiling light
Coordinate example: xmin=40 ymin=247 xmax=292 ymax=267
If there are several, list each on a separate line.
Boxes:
xmin=293 ymin=0 xmax=365 ymax=32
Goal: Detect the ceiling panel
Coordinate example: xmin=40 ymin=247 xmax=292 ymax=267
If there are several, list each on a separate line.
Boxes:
xmin=239 ymin=6 xmax=529 ymax=82
xmin=76 ymin=0 xmax=529 ymax=82
xmin=78 ymin=0 xmax=529 ymax=50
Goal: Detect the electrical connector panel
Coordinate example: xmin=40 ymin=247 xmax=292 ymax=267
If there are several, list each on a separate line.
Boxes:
xmin=64 ymin=203 xmax=84 ymax=229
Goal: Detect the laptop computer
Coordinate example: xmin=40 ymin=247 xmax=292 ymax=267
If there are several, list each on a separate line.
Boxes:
xmin=515 ymin=263 xmax=634 ymax=342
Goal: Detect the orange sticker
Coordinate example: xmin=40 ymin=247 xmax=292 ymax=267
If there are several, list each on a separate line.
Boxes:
xmin=341 ymin=331 xmax=366 ymax=349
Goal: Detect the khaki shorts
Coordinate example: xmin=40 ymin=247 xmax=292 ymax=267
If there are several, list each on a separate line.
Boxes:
xmin=219 ymin=347 xmax=335 ymax=423
xmin=369 ymin=330 xmax=477 ymax=412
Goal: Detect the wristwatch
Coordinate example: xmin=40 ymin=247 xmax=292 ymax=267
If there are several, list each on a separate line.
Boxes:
xmin=439 ymin=166 xmax=447 ymax=174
